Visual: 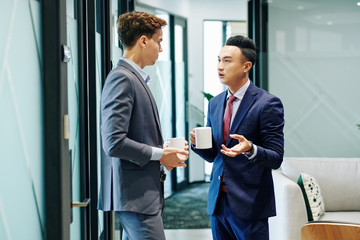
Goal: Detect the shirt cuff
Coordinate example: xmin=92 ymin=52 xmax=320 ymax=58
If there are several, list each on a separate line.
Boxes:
xmin=150 ymin=147 xmax=163 ymax=161
xmin=248 ymin=144 xmax=258 ymax=160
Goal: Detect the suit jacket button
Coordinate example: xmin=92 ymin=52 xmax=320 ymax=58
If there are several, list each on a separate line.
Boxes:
xmin=218 ymin=176 xmax=221 ymax=180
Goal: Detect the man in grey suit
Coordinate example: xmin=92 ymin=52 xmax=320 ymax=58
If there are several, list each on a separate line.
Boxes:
xmin=98 ymin=11 xmax=189 ymax=240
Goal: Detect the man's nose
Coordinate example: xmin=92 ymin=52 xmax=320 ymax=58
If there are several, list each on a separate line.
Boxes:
xmin=218 ymin=62 xmax=223 ymax=70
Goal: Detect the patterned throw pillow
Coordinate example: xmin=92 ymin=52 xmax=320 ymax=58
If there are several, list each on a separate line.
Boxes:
xmin=297 ymin=173 xmax=325 ymax=221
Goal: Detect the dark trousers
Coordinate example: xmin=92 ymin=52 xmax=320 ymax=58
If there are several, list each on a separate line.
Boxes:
xmin=210 ymin=191 xmax=269 ymax=240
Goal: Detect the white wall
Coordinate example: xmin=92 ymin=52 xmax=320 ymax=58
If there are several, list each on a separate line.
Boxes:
xmin=135 ymin=0 xmax=247 ymax=182
xmin=136 ymin=0 xmax=189 ymax=17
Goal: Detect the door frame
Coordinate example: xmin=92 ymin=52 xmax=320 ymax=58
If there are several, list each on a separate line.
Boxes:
xmin=170 ymin=15 xmax=189 ymax=192
xmin=248 ymin=0 xmax=269 ymax=90
xmin=42 ymin=0 xmax=71 ymax=239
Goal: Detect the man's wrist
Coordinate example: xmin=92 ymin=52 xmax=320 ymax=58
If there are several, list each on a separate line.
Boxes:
xmin=150 ymin=147 xmax=163 ymax=161
xmin=244 ymin=141 xmax=254 ymax=156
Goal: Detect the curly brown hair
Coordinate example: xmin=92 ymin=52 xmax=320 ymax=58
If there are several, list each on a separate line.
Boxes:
xmin=117 ymin=11 xmax=167 ymax=48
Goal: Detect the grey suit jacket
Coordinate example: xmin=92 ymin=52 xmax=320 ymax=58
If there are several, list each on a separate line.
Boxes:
xmin=98 ymin=59 xmax=164 ymax=214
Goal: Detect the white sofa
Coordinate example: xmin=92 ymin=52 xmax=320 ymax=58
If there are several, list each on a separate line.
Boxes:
xmin=269 ymin=157 xmax=360 ymax=240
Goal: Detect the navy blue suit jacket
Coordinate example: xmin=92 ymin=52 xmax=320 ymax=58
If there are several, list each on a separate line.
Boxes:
xmin=193 ymin=82 xmax=284 ymax=220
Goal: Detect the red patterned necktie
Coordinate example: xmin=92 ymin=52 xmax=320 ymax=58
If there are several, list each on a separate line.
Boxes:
xmin=223 ymin=95 xmax=237 ymax=143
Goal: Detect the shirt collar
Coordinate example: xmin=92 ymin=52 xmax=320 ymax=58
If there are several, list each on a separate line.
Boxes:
xmin=121 ymin=57 xmax=150 ymax=83
xmin=226 ymin=79 xmax=251 ymax=101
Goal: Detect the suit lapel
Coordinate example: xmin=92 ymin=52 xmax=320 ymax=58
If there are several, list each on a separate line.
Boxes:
xmin=119 ymin=60 xmax=163 ymax=135
xmin=226 ymin=82 xmax=258 ymax=146
xmin=213 ymin=91 xmax=227 ymax=145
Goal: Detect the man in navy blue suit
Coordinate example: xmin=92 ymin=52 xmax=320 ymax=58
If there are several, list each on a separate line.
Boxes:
xmin=190 ymin=35 xmax=284 ymax=240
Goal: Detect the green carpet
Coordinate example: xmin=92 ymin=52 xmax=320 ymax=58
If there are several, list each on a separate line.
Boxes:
xmin=114 ymin=182 xmax=211 ymax=230
xmin=162 ymin=182 xmax=211 ymax=229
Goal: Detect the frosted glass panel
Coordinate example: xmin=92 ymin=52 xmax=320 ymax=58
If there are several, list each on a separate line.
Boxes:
xmin=268 ymin=0 xmax=360 ymax=157
xmin=67 ymin=14 xmax=81 ymax=240
xmin=0 ymin=0 xmax=44 ymax=239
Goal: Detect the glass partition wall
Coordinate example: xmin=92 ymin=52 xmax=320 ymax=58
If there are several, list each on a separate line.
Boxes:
xmin=268 ymin=0 xmax=360 ymax=157
xmin=0 ymin=0 xmax=44 ymax=239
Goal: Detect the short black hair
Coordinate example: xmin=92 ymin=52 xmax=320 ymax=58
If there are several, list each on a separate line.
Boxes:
xmin=225 ymin=35 xmax=257 ymax=66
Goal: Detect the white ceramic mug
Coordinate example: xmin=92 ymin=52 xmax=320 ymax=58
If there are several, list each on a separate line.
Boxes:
xmin=195 ymin=127 xmax=212 ymax=149
xmin=167 ymin=137 xmax=186 ymax=158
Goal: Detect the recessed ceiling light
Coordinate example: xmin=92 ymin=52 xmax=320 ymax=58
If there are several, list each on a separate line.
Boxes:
xmin=357 ymin=2 xmax=360 ymax=6
xmin=316 ymin=15 xmax=322 ymax=20
xmin=327 ymin=21 xmax=333 ymax=25
xmin=297 ymin=5 xmax=304 ymax=10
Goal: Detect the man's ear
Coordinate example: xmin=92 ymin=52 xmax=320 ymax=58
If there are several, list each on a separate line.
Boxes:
xmin=139 ymin=35 xmax=147 ymax=48
xmin=243 ymin=61 xmax=253 ymax=73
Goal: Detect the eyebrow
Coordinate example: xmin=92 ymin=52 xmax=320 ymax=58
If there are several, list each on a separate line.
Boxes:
xmin=218 ymin=56 xmax=233 ymax=60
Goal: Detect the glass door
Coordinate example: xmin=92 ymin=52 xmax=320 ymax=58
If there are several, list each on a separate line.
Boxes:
xmin=172 ymin=16 xmax=188 ymax=190
xmin=66 ymin=0 xmax=82 ymax=239
xmin=66 ymin=0 xmax=95 ymax=239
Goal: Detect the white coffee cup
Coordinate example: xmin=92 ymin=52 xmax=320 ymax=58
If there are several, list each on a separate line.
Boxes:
xmin=195 ymin=127 xmax=212 ymax=149
xmin=167 ymin=137 xmax=186 ymax=158
xmin=168 ymin=137 xmax=185 ymax=149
